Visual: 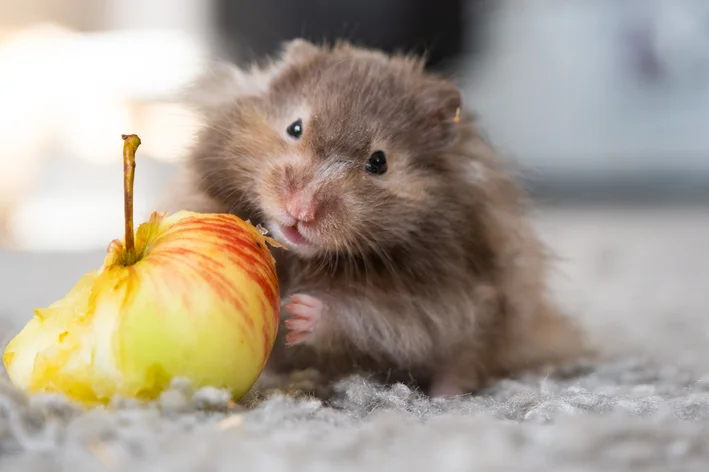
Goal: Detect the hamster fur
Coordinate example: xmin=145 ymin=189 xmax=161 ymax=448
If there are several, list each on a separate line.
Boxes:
xmin=163 ymin=39 xmax=592 ymax=397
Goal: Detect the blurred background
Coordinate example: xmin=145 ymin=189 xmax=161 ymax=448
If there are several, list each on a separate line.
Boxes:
xmin=0 ymin=0 xmax=708 ymax=363
xmin=1 ymin=0 xmax=708 ymax=252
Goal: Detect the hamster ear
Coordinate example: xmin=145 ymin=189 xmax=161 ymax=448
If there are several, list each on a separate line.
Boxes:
xmin=180 ymin=62 xmax=256 ymax=118
xmin=416 ymin=78 xmax=463 ymax=149
xmin=281 ymin=38 xmax=320 ymax=63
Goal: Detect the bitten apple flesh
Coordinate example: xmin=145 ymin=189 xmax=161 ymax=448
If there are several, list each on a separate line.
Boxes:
xmin=2 ymin=210 xmax=282 ymax=405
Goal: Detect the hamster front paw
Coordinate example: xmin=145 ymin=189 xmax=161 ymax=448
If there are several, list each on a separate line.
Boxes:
xmin=284 ymin=294 xmax=324 ymax=346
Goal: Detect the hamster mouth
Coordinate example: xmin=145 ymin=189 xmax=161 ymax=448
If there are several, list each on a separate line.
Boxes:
xmin=275 ymin=222 xmax=312 ymax=248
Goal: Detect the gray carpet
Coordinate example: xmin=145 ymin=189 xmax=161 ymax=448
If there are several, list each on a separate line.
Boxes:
xmin=1 ymin=205 xmax=708 ymax=471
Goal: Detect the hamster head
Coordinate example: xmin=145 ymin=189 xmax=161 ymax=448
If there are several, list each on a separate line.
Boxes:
xmin=196 ymin=40 xmax=463 ymax=259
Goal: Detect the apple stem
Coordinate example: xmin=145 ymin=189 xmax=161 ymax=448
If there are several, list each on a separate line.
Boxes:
xmin=121 ymin=134 xmax=141 ymax=265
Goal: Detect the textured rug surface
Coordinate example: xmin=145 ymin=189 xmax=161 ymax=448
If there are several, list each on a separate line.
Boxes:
xmin=1 ymin=205 xmax=708 ymax=471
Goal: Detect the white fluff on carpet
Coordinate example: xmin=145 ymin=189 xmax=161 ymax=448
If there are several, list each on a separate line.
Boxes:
xmin=1 ymin=204 xmax=708 ymax=471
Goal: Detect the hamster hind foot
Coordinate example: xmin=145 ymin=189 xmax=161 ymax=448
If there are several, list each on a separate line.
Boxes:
xmin=428 ymin=366 xmax=466 ymax=398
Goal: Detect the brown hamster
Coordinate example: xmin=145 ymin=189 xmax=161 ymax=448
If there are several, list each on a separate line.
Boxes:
xmin=164 ymin=39 xmax=592 ymax=397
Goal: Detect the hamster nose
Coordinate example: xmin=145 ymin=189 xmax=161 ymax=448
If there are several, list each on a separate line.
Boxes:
xmin=285 ymin=192 xmax=318 ymax=224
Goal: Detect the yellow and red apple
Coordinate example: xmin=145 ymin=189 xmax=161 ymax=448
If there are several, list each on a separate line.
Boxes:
xmin=2 ymin=135 xmax=283 ymax=406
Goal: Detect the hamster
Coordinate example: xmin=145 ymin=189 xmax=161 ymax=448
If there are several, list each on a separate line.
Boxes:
xmin=164 ymin=39 xmax=592 ymax=397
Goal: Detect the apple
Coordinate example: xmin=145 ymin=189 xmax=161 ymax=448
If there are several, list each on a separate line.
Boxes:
xmin=2 ymin=134 xmax=283 ymax=406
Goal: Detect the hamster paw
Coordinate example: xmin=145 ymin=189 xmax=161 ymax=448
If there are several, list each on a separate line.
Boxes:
xmin=428 ymin=379 xmax=464 ymax=398
xmin=429 ymin=367 xmax=465 ymax=398
xmin=284 ymin=294 xmax=324 ymax=346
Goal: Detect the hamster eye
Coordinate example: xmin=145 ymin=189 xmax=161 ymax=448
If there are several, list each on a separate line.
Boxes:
xmin=365 ymin=151 xmax=387 ymax=175
xmin=286 ymin=119 xmax=303 ymax=139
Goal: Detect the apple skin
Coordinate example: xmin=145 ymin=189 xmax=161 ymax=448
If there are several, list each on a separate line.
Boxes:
xmin=2 ymin=210 xmax=282 ymax=405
